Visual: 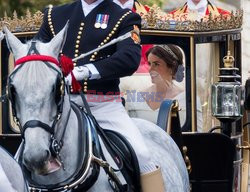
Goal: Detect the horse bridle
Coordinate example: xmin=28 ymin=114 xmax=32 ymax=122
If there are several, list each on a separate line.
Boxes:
xmin=8 ymin=42 xmax=129 ymax=192
xmin=7 ymin=41 xmax=67 ymax=158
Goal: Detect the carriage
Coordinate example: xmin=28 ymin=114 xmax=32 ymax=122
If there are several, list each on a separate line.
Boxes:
xmin=0 ymin=1 xmax=249 ymax=191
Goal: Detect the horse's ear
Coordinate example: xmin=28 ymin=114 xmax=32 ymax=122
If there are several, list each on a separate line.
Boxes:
xmin=3 ymin=26 xmax=25 ymax=58
xmin=49 ymin=21 xmax=69 ymax=56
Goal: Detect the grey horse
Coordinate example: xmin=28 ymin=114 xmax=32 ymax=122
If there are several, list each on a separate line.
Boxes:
xmin=0 ymin=146 xmax=28 ymax=192
xmin=3 ymin=25 xmax=189 ymax=192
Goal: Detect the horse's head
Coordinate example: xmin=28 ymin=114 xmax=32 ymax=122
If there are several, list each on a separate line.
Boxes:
xmin=4 ymin=24 xmax=69 ymax=175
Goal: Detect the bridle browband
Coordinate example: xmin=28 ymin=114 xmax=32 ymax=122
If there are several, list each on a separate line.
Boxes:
xmin=8 ymin=41 xmax=67 ymax=159
xmin=15 ymin=54 xmax=59 ymax=67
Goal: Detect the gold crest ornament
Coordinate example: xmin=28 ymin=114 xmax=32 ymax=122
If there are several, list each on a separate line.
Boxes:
xmin=131 ymin=25 xmax=140 ymax=44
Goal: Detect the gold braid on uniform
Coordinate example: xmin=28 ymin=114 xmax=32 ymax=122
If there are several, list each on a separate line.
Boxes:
xmin=74 ymin=22 xmax=85 ymax=66
xmin=48 ymin=5 xmax=64 ymax=56
xmin=76 ymin=22 xmax=85 ymax=92
xmin=48 ymin=5 xmax=56 ymax=37
xmin=67 ymin=22 xmax=85 ymax=93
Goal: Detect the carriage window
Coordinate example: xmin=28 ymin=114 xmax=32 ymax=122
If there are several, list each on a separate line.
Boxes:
xmin=120 ymin=44 xmax=187 ymax=129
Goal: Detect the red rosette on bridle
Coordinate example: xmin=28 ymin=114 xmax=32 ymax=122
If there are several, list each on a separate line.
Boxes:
xmin=59 ymin=55 xmax=73 ymax=76
xmin=59 ymin=55 xmax=81 ymax=93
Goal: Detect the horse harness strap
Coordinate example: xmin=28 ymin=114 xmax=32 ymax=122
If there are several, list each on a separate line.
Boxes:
xmin=22 ymin=120 xmax=54 ymax=135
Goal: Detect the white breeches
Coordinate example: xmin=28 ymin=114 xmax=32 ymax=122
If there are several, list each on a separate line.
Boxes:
xmin=70 ymin=94 xmax=155 ymax=173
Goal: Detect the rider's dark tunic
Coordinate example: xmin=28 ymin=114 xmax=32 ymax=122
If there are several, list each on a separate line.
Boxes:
xmin=36 ymin=0 xmax=141 ymax=94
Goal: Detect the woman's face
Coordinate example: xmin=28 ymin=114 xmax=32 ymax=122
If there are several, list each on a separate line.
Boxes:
xmin=147 ymin=53 xmax=172 ymax=84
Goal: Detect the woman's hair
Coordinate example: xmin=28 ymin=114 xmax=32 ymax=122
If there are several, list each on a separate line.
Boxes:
xmin=146 ymin=44 xmax=184 ymax=77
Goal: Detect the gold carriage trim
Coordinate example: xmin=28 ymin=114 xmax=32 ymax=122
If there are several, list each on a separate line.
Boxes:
xmin=0 ymin=10 xmax=43 ymax=32
xmin=0 ymin=5 xmax=243 ymax=33
xmin=141 ymin=5 xmax=243 ymax=31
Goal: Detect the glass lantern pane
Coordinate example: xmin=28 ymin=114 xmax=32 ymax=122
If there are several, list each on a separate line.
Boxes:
xmin=212 ymin=83 xmax=243 ymax=118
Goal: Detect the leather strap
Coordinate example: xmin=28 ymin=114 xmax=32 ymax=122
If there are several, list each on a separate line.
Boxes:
xmin=22 ymin=120 xmax=54 ymax=136
xmin=79 ymin=90 xmax=92 ymax=115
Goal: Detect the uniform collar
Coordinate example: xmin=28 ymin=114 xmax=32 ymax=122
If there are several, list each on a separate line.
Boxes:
xmin=187 ymin=0 xmax=208 ymax=16
xmin=81 ymin=0 xmax=104 ymax=16
xmin=113 ymin=0 xmax=134 ymax=9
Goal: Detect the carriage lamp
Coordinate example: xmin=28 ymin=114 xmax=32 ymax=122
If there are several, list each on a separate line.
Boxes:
xmin=211 ymin=51 xmax=244 ymax=122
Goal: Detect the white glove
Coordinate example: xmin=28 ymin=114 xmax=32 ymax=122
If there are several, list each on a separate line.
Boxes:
xmin=65 ymin=66 xmax=90 ymax=85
